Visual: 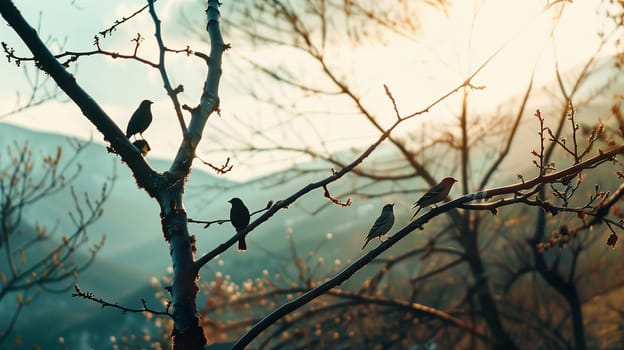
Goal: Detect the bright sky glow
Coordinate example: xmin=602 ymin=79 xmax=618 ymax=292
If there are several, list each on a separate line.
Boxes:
xmin=0 ymin=0 xmax=617 ymax=179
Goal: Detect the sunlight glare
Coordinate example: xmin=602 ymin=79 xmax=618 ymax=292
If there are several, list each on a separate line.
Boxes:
xmin=377 ymin=0 xmax=606 ymax=114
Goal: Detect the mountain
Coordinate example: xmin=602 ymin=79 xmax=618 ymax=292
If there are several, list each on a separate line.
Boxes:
xmin=0 ymin=123 xmax=399 ymax=349
xmin=0 ymin=124 xmax=234 ymax=348
xmin=0 ymin=123 xmax=241 ymax=270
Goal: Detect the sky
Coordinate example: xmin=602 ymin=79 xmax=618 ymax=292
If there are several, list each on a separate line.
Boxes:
xmin=0 ymin=0 xmax=618 ymax=179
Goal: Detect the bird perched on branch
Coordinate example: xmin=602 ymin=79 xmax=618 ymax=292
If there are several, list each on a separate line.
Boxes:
xmin=126 ymin=100 xmax=153 ymax=140
xmin=229 ymin=197 xmax=250 ymax=251
xmin=132 ymin=139 xmax=151 ymax=157
xmin=411 ymin=177 xmax=458 ymax=220
xmin=362 ymin=204 xmax=395 ymax=250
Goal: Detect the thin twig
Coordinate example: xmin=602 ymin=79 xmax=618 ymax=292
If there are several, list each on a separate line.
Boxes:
xmin=72 ymin=285 xmax=173 ymax=318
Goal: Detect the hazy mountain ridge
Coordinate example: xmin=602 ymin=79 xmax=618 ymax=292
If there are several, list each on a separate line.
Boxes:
xmin=0 ymin=123 xmax=388 ymax=349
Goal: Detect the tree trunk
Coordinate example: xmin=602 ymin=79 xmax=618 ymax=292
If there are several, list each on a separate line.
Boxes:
xmin=463 ymin=222 xmax=518 ymax=350
xmin=532 ymin=210 xmax=586 ymax=350
xmin=160 ymin=187 xmax=206 ymax=349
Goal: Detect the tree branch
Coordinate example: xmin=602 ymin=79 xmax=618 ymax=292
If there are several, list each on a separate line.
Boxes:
xmin=231 ymin=144 xmax=624 ymax=348
xmin=0 ymin=1 xmax=163 ymax=198
xmin=72 ymin=284 xmax=173 ymax=318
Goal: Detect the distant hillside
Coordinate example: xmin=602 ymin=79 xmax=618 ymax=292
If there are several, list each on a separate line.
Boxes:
xmin=0 ymin=123 xmax=411 ymax=349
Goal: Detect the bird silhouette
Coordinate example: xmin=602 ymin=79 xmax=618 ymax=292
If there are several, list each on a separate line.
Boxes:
xmin=126 ymin=100 xmax=153 ymax=140
xmin=229 ymin=197 xmax=250 ymax=251
xmin=362 ymin=204 xmax=395 ymax=249
xmin=132 ymin=139 xmax=151 ymax=157
xmin=411 ymin=177 xmax=458 ymax=220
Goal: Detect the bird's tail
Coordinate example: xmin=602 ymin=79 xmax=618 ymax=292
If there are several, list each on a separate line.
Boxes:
xmin=237 ymin=230 xmax=247 ymax=252
xmin=409 ymin=206 xmax=423 ymax=222
xmin=362 ymin=238 xmax=371 ymax=250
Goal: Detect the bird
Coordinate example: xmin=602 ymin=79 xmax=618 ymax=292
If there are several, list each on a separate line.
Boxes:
xmin=132 ymin=139 xmax=151 ymax=157
xmin=126 ymin=100 xmax=153 ymax=140
xmin=362 ymin=204 xmax=395 ymax=250
xmin=229 ymin=197 xmax=250 ymax=251
xmin=410 ymin=177 xmax=458 ymax=220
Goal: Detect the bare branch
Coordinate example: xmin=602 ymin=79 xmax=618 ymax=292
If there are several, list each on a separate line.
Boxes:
xmin=72 ymin=285 xmax=173 ymax=318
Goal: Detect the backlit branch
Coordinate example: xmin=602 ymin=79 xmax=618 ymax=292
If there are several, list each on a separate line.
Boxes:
xmin=231 ymin=143 xmax=624 ymax=349
xmin=72 ymin=285 xmax=173 ymax=318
